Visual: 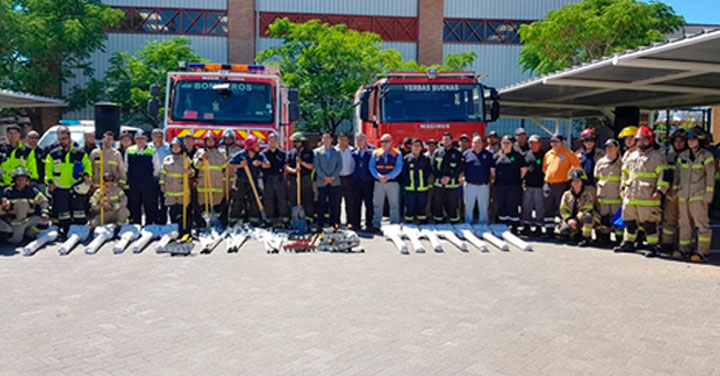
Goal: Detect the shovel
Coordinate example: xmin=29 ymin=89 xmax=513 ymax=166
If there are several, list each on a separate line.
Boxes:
xmin=290 ymin=162 xmax=307 ymax=233
xmin=202 ymin=157 xmax=221 ymax=228
xmin=242 ymin=161 xmax=268 ymax=223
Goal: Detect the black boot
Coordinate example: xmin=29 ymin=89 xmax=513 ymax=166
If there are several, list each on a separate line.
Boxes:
xmin=578 ymin=237 xmax=592 ymax=247
xmin=531 ymin=227 xmax=543 ymax=238
xmin=520 ymin=226 xmax=531 ymax=237
xmin=567 ymin=233 xmax=580 ymax=246
xmin=613 ymin=241 xmax=634 ymax=253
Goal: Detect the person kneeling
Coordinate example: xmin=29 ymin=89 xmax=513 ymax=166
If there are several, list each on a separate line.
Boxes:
xmin=0 ymin=167 xmax=50 ymax=244
xmin=558 ymin=168 xmax=598 ymax=247
xmin=89 ymin=173 xmax=130 ymax=227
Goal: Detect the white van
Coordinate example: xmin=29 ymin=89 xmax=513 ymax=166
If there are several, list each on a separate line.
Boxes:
xmin=39 ymin=120 xmax=143 ymax=150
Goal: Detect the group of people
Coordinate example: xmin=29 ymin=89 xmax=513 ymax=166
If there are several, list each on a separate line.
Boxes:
xmin=0 ymin=123 xmax=715 ymax=262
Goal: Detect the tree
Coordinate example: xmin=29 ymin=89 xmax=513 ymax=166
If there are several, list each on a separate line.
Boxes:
xmin=258 ymin=18 xmax=478 ymax=134
xmin=0 ymin=0 xmax=124 ymax=131
xmin=403 ymin=51 xmax=477 ymax=73
xmin=103 ymin=37 xmax=205 ymax=127
xmin=519 ymin=0 xmax=684 ymax=75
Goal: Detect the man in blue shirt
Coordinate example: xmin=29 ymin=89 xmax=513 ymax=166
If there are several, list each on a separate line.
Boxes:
xmin=463 ymin=135 xmax=494 ymax=224
xmin=369 ymin=133 xmax=403 ymax=229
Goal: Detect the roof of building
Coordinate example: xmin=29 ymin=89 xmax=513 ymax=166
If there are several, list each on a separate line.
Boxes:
xmin=0 ymin=89 xmax=67 ymax=109
xmin=498 ymin=28 xmax=720 ymax=119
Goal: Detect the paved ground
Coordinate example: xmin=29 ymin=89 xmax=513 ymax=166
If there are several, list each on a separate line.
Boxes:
xmin=0 ymin=234 xmax=719 ymax=376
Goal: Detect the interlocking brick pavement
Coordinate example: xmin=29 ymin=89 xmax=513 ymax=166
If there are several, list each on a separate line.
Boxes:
xmin=0 ymin=236 xmax=719 ymax=375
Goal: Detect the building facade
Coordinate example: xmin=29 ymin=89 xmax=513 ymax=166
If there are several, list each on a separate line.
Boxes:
xmin=65 ymin=0 xmax=586 ymax=135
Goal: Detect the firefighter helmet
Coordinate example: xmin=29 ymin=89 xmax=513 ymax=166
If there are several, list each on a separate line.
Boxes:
xmin=290 ymin=132 xmax=307 ymax=142
xmin=670 ymin=128 xmax=687 ymax=141
xmin=222 ymin=129 xmax=236 ymax=140
xmin=618 ymin=126 xmax=638 ymax=139
xmin=12 ymin=166 xmax=30 ymax=179
xmin=634 ymin=126 xmax=655 ymax=144
xmin=245 ymin=135 xmax=259 ymax=149
xmin=203 ymin=130 xmax=218 ymax=141
xmin=689 ymin=126 xmax=708 ymax=143
xmin=170 ymin=137 xmax=183 ymax=146
xmin=580 ymin=128 xmax=596 ymax=140
xmin=568 ymin=168 xmax=587 ymax=181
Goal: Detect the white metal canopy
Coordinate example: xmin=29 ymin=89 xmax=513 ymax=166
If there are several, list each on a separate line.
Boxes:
xmin=498 ymin=29 xmax=720 ymax=119
xmin=0 ymin=89 xmax=66 ymax=109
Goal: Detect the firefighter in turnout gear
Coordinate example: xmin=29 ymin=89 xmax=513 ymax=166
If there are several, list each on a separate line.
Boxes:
xmin=161 ymin=138 xmax=194 ymax=235
xmin=594 ymin=138 xmax=623 ymax=245
xmin=660 ymin=129 xmax=687 ymax=253
xmin=431 ymin=132 xmax=464 ymax=223
xmin=558 ymin=168 xmax=598 ymax=247
xmin=193 ymin=131 xmax=227 ymax=226
xmin=45 ymin=126 xmax=92 ymax=235
xmin=285 ymin=132 xmax=315 ymax=226
xmin=0 ymin=124 xmax=38 ymax=187
xmin=0 ymin=166 xmax=49 ymax=244
xmin=228 ymin=135 xmax=269 ymax=225
xmin=618 ymin=125 xmax=638 ymax=163
xmin=89 ymin=131 xmax=127 ymax=190
xmin=614 ymin=126 xmax=668 ymax=256
xmin=402 ymin=138 xmax=432 ymax=223
xmin=673 ymin=130 xmax=715 ymax=263
xmin=89 ymin=173 xmax=129 ymax=227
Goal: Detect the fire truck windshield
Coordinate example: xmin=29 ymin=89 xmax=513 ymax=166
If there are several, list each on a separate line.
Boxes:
xmin=380 ymin=83 xmax=482 ymax=123
xmin=172 ymin=80 xmax=273 ymax=124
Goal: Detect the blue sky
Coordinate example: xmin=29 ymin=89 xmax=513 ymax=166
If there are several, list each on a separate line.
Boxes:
xmin=647 ymin=0 xmax=720 ymax=25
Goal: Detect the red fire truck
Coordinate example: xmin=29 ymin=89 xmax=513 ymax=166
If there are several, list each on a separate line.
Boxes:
xmin=354 ymin=69 xmax=499 ymax=145
xmin=149 ymin=63 xmax=299 ymax=148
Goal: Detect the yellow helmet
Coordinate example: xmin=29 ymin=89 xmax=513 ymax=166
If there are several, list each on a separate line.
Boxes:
xmin=618 ymin=126 xmax=638 ymax=139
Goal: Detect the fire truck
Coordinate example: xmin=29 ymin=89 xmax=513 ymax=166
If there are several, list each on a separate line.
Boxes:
xmin=354 ymin=69 xmax=499 ymax=145
xmin=148 ymin=62 xmax=299 ymax=148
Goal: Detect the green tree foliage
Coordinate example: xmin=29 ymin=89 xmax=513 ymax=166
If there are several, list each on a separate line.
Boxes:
xmin=104 ymin=37 xmax=205 ymax=127
xmin=258 ymin=18 xmax=478 ymax=133
xmin=0 ymin=0 xmax=123 ymax=130
xmin=519 ymin=0 xmax=684 ymax=75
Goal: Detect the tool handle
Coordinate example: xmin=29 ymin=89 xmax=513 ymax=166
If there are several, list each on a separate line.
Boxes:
xmin=243 ymin=162 xmax=264 ymax=211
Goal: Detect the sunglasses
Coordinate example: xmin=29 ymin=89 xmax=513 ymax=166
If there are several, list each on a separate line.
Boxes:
xmin=380 ymin=140 xmax=391 ymax=143
xmin=28 ymin=135 xmax=40 ymax=139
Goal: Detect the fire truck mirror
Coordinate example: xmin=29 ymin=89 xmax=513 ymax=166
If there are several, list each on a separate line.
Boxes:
xmin=489 ymin=101 xmax=500 ymax=122
xmin=488 ymin=87 xmax=499 ymax=101
xmin=288 ymin=88 xmax=299 ymax=102
xmin=147 ymin=99 xmax=159 ymax=121
xmin=289 ymin=102 xmax=300 ymax=123
xmin=149 ymin=84 xmax=161 ymax=97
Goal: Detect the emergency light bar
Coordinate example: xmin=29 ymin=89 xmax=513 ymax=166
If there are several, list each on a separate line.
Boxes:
xmin=187 ymin=63 xmax=266 ymax=72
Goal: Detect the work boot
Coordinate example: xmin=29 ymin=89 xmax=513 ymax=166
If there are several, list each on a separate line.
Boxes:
xmin=613 ymin=241 xmax=634 ymax=253
xmin=690 ymin=252 xmax=708 ymax=263
xmin=567 ymin=234 xmax=580 ymax=246
xmin=531 ymin=227 xmax=543 ymax=238
xmin=672 ymin=250 xmax=688 ymax=260
xmin=520 ymin=226 xmax=531 ymax=237
xmin=578 ymin=238 xmax=591 ymax=248
xmin=645 ymin=245 xmax=659 ymax=258
xmin=659 ymin=243 xmax=674 ymax=256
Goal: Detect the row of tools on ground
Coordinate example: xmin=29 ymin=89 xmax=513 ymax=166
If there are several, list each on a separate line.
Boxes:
xmin=381 ymin=224 xmax=533 ymax=254
xmin=20 ymin=223 xmax=363 ymax=257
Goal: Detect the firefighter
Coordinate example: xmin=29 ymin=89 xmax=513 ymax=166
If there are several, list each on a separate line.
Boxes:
xmin=617 ymin=125 xmax=638 ymax=162
xmin=431 ymin=132 xmax=464 ymax=224
xmin=660 ymin=128 xmax=687 ymax=253
xmin=89 ymin=131 xmax=126 ymax=190
xmin=228 ymin=135 xmax=269 ymax=226
xmin=125 ymin=130 xmax=158 ymax=225
xmin=261 ymin=132 xmax=289 ymax=226
xmin=492 ymin=135 xmax=527 ymax=232
xmin=44 ymin=126 xmax=92 ymax=235
xmin=160 ymin=138 xmax=194 ymax=235
xmin=576 ymin=128 xmax=604 ymax=186
xmin=558 ymin=168 xmax=598 ymax=247
xmin=0 ymin=166 xmax=49 ymax=244
xmin=674 ymin=130 xmax=715 ymax=263
xmin=89 ymin=173 xmax=130 ymax=227
xmin=594 ymin=138 xmax=623 ymax=245
xmin=0 ymin=124 xmax=37 ymax=188
xmin=285 ymin=132 xmax=315 ymax=228
xmin=220 ymin=130 xmax=242 ymax=225
xmin=193 ymin=132 xmax=227 ymax=226
xmin=614 ymin=126 xmax=668 ymax=256
xmin=402 ymin=138 xmax=432 ymax=223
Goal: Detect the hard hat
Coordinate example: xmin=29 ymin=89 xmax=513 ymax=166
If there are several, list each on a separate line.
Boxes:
xmin=670 ymin=128 xmax=687 ymax=141
xmin=133 ymin=130 xmax=147 ymax=139
xmin=12 ymin=166 xmax=30 ymax=179
xmin=170 ymin=137 xmax=183 ymax=146
xmin=618 ymin=126 xmax=638 ymax=139
xmin=634 ymin=126 xmax=655 ymax=144
xmin=74 ymin=181 xmax=91 ymax=195
xmin=689 ymin=126 xmax=708 ymax=142
xmin=568 ymin=168 xmax=587 ymax=181
xmin=222 ymin=129 xmax=236 ymax=139
xmin=290 ymin=132 xmax=306 ymax=142
xmin=203 ymin=130 xmax=218 ymax=141
xmin=245 ymin=135 xmax=259 ymax=149
xmin=580 ymin=128 xmax=596 ymax=140
xmin=686 ymin=130 xmax=699 ymax=140
xmin=604 ymin=138 xmax=620 ymax=147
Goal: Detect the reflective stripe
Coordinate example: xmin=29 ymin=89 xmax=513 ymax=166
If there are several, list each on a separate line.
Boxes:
xmin=703 ymin=156 xmax=714 ymax=166
xmin=679 ymin=163 xmax=703 ymax=170
xmin=630 ymin=171 xmax=657 ymax=179
xmin=657 ymin=180 xmax=669 ymax=187
xmin=207 ymin=165 xmax=224 ymax=171
xmin=663 ymin=228 xmax=675 ymax=235
xmin=678 ymin=196 xmax=704 ymax=203
xmin=679 ymin=239 xmax=692 ymax=246
xmin=598 ymin=198 xmax=621 ymax=205
xmin=165 ymin=172 xmax=182 ymax=178
xmin=698 ymin=236 xmax=711 ymax=243
xmin=626 ymin=199 xmax=660 ymax=206
xmin=624 ymin=231 xmax=637 ymax=240
xmin=198 ymin=188 xmax=223 ymax=193
xmin=706 ymin=186 xmax=714 ymax=193
xmin=166 ymin=192 xmax=184 ymax=197
xmin=654 ymin=165 xmax=666 ymax=174
xmin=596 ymin=175 xmax=621 ymax=181
xmin=646 ymin=235 xmax=659 ymax=244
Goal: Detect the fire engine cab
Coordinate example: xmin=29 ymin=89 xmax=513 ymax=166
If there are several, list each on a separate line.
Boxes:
xmin=354 ymin=68 xmax=500 ymax=145
xmin=148 ymin=62 xmax=299 ymax=148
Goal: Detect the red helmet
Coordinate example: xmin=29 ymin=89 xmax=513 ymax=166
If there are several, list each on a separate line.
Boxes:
xmin=580 ymin=128 xmax=596 ymax=140
xmin=244 ymin=135 xmax=258 ymax=150
xmin=634 ymin=126 xmax=654 ymax=144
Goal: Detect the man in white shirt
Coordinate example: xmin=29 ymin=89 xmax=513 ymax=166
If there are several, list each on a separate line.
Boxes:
xmin=335 ymin=133 xmax=355 ymax=227
xmin=150 ymin=128 xmax=170 ymax=224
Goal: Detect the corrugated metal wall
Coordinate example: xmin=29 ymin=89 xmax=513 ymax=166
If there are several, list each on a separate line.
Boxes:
xmin=102 ymin=0 xmax=227 ymax=10
xmin=445 ymin=0 xmax=580 ymax=19
xmin=63 ymin=33 xmax=227 ymax=120
xmin=258 ymin=0 xmax=417 ymax=17
xmin=257 ymin=38 xmax=417 ymax=62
